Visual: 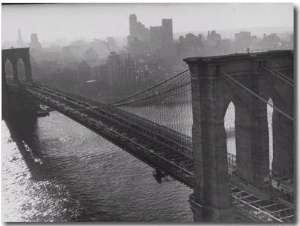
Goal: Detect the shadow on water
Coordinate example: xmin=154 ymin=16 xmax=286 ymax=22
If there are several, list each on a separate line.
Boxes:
xmin=3 ymin=111 xmax=194 ymax=222
xmin=3 ymin=118 xmax=122 ymax=222
xmin=4 ymin=118 xmax=50 ymax=181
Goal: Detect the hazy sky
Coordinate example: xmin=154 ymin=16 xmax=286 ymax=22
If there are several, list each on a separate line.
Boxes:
xmin=2 ymin=3 xmax=293 ymax=43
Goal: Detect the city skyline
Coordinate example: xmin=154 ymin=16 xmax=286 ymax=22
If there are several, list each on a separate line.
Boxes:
xmin=2 ymin=3 xmax=295 ymax=223
xmin=2 ymin=3 xmax=293 ymax=45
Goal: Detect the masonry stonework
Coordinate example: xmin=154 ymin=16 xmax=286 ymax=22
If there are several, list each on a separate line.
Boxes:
xmin=184 ymin=50 xmax=294 ymax=222
xmin=2 ymin=48 xmax=37 ymax=119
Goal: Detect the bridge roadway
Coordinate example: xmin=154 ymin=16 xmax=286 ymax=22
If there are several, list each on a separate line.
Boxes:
xmin=10 ymin=83 xmax=293 ymax=223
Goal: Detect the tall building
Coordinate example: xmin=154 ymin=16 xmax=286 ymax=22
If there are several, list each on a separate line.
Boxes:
xmin=207 ymin=30 xmax=221 ymax=45
xmin=150 ymin=26 xmax=163 ymax=53
xmin=29 ymin=33 xmax=42 ymax=51
xmin=16 ymin=29 xmax=26 ymax=48
xmin=161 ymin=19 xmax=173 ymax=51
xmin=94 ymin=52 xmax=147 ymax=88
xmin=127 ymin=14 xmax=174 ymax=59
xmin=234 ymin=31 xmax=257 ymax=51
xmin=150 ymin=19 xmax=174 ymax=56
xmin=177 ymin=33 xmax=203 ymax=49
xmin=129 ymin=14 xmax=138 ymax=36
xmin=127 ymin=14 xmax=150 ymax=46
xmin=261 ymin=33 xmax=281 ymax=50
xmin=235 ymin=31 xmax=251 ymax=41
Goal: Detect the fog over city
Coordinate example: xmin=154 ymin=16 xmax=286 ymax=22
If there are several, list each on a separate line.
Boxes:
xmin=2 ymin=3 xmax=294 ymax=101
xmin=2 ymin=3 xmax=293 ymax=46
xmin=2 ymin=3 xmax=295 ymax=223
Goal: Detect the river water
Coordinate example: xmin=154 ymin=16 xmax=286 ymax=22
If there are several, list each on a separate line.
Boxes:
xmin=2 ymin=111 xmax=195 ymax=222
xmin=2 ymin=103 xmax=238 ymax=222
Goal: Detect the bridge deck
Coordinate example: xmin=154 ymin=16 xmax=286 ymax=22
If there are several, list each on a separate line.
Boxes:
xmin=24 ymin=85 xmax=195 ymax=186
xmin=10 ymin=83 xmax=293 ymax=223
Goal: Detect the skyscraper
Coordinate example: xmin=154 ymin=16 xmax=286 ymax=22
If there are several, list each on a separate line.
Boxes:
xmin=161 ymin=19 xmax=173 ymax=55
xmin=127 ymin=14 xmax=150 ymax=49
xmin=16 ymin=29 xmax=26 ymax=48
xmin=129 ymin=14 xmax=138 ymax=36
xmin=150 ymin=19 xmax=174 ymax=56
xmin=29 ymin=33 xmax=42 ymax=51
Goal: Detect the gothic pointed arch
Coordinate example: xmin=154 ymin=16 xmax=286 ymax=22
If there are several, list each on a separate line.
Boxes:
xmin=4 ymin=59 xmax=14 ymax=82
xmin=17 ymin=58 xmax=26 ymax=83
xmin=2 ymin=48 xmax=33 ymax=85
xmin=267 ymin=98 xmax=274 ymax=171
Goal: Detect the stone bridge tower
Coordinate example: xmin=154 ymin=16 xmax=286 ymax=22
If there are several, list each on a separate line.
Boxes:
xmin=184 ymin=50 xmax=294 ymax=222
xmin=2 ymin=48 xmax=37 ymax=119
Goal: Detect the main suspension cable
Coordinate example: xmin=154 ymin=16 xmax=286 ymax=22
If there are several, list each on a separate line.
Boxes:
xmin=112 ymin=80 xmax=191 ymax=107
xmin=108 ymin=69 xmax=189 ymax=105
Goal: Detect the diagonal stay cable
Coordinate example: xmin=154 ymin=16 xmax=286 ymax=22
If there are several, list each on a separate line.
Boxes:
xmin=108 ymin=69 xmax=189 ymax=105
xmin=273 ymin=69 xmax=294 ymax=83
xmin=30 ymin=54 xmax=45 ymax=75
xmin=221 ymin=71 xmax=294 ymax=121
xmin=223 ymin=75 xmax=260 ymax=113
xmin=30 ymin=54 xmax=49 ymax=84
xmin=263 ymin=65 xmax=294 ymax=83
xmin=261 ymin=65 xmax=293 ymax=87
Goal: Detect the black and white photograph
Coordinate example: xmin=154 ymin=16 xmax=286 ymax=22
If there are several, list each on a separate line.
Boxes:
xmin=1 ymin=2 xmax=295 ymax=223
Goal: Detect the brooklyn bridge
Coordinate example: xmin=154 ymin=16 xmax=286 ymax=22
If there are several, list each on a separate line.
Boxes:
xmin=2 ymin=48 xmax=294 ymax=222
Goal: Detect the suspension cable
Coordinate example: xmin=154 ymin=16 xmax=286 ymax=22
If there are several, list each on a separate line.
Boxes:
xmin=113 ymin=88 xmax=192 ymax=107
xmin=221 ymin=71 xmax=294 ymax=121
xmin=108 ymin=69 xmax=189 ymax=105
xmin=111 ymin=80 xmax=191 ymax=107
xmin=273 ymin=69 xmax=294 ymax=83
xmin=29 ymin=54 xmax=190 ymax=109
xmin=261 ymin=65 xmax=294 ymax=87
xmin=30 ymin=54 xmax=46 ymax=76
xmin=110 ymin=71 xmax=190 ymax=106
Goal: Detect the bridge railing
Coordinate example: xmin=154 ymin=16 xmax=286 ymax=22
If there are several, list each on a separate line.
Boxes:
xmin=227 ymin=152 xmax=236 ymax=170
xmin=25 ymin=88 xmax=195 ymax=187
xmin=37 ymin=84 xmax=194 ymax=158
xmin=104 ymin=106 xmax=193 ymax=156
xmin=232 ymin=195 xmax=283 ymax=223
xmin=22 ymin=86 xmax=295 ymax=223
xmin=39 ymin=84 xmax=193 ymax=143
xmin=31 ymin=85 xmax=243 ymax=164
